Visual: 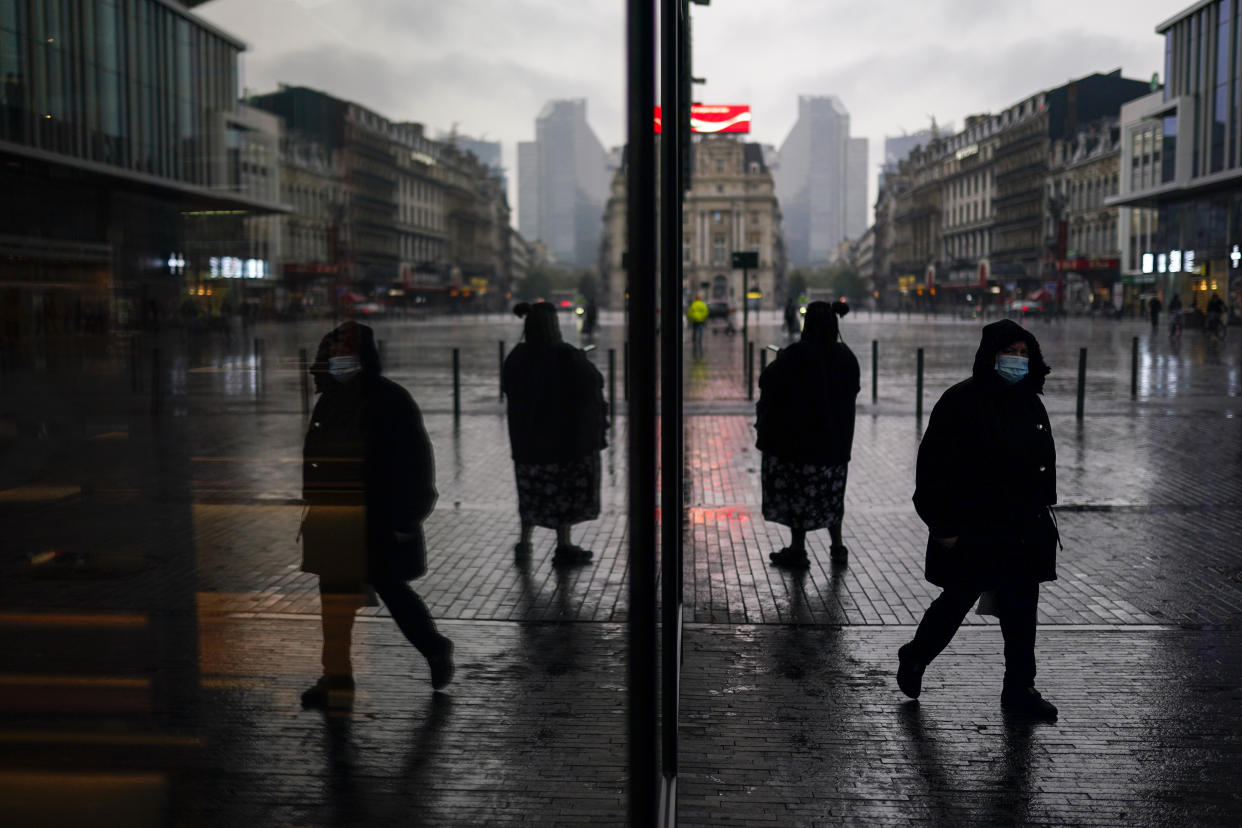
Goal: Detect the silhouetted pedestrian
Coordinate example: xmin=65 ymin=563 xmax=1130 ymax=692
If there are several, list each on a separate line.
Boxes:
xmin=783 ymin=297 xmax=800 ymax=338
xmin=897 ymin=319 xmax=1060 ymax=721
xmin=300 ymin=321 xmax=454 ymax=708
xmin=1149 ymin=295 xmax=1162 ymax=329
xmin=504 ymin=302 xmax=608 ymax=565
xmin=755 ymin=300 xmax=859 ymax=568
xmin=581 ymin=298 xmax=598 ymax=343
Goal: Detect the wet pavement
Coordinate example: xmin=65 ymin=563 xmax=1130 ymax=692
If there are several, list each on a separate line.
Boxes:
xmin=1 ymin=311 xmax=1241 ymax=825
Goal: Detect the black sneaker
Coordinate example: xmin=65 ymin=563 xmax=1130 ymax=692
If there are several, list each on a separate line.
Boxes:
xmin=1001 ymin=686 xmax=1058 ymax=721
xmin=769 ymin=547 xmax=810 ymax=569
xmin=514 ymin=541 xmax=532 ymax=562
xmin=428 ymin=638 xmax=455 ymax=691
xmin=552 ymin=545 xmax=593 ymax=566
xmin=829 ymin=544 xmax=849 ymax=566
xmin=301 ymin=675 xmax=355 ymax=709
xmin=896 ymin=643 xmax=925 ymax=699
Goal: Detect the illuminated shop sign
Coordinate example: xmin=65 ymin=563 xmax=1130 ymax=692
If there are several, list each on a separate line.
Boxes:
xmin=1141 ymin=253 xmax=1154 ymax=274
xmin=1157 ymin=253 xmax=1167 ymax=273
xmin=654 ymin=104 xmax=752 ymax=134
xmin=209 ymin=257 xmax=268 ymax=279
xmin=1169 ymin=250 xmax=1182 ymax=272
xmin=1232 ymin=245 xmax=1240 ymax=268
xmin=167 ymin=252 xmax=186 ymax=275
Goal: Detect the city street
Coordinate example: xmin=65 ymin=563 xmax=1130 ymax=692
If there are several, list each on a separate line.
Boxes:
xmin=1 ymin=312 xmax=1241 ymax=825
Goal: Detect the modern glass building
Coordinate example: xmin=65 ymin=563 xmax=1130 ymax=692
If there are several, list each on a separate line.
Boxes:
xmin=1113 ymin=0 xmax=1242 ymax=319
xmin=0 ymin=0 xmax=285 ymax=334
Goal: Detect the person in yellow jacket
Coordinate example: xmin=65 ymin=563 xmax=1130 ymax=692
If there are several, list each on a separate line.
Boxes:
xmin=687 ymin=295 xmax=709 ymax=354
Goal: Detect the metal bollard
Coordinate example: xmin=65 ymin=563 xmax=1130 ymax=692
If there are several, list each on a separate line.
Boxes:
xmin=608 ymin=348 xmax=617 ymax=422
xmin=747 ymin=340 xmax=755 ymax=401
xmin=253 ymin=338 xmax=264 ymax=397
xmin=915 ymin=347 xmax=924 ymax=421
xmin=1130 ymin=336 xmax=1138 ymax=399
xmin=1076 ymin=347 xmax=1087 ymax=420
xmin=452 ymin=347 xmax=461 ymax=419
xmin=498 ymin=340 xmax=505 ymax=402
xmin=624 ymin=342 xmax=629 ymax=401
xmin=872 ymin=339 xmax=878 ymax=404
xmin=300 ymin=347 xmax=310 ymax=416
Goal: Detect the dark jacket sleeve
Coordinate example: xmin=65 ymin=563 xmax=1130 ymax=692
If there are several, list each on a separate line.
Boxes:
xmin=912 ymin=384 xmax=970 ymax=538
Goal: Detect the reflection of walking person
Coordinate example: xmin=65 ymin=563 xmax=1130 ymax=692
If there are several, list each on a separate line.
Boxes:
xmin=687 ymin=295 xmax=708 ymax=354
xmin=504 ymin=303 xmax=608 ymax=565
xmin=897 ymin=319 xmax=1060 ymax=721
xmin=755 ymin=301 xmax=859 ymax=568
xmin=300 ymin=321 xmax=454 ymax=709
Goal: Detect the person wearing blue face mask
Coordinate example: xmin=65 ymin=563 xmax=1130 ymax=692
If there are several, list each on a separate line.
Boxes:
xmin=897 ymin=319 xmax=1061 ymax=722
xmin=300 ymin=321 xmax=454 ymax=708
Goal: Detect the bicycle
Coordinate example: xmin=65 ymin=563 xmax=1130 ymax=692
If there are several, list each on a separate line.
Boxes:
xmin=1205 ymin=312 xmax=1227 ymax=345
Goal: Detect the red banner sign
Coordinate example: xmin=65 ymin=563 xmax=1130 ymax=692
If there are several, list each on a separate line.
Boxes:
xmin=655 ymin=104 xmax=752 ymax=134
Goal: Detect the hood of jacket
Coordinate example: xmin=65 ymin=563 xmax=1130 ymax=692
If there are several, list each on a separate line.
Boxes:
xmin=971 ymin=319 xmax=1050 ymax=393
xmin=311 ymin=320 xmax=382 ymax=392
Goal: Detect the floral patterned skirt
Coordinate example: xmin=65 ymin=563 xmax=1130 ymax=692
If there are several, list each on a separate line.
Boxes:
xmin=761 ymin=454 xmax=848 ymax=531
xmin=515 ymin=454 xmax=601 ymax=528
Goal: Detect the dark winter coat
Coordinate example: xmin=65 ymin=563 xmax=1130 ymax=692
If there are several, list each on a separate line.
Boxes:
xmin=302 ymin=322 xmax=436 ymax=582
xmin=755 ymin=340 xmax=860 ymax=466
xmin=912 ymin=319 xmax=1059 ymax=591
xmin=502 ymin=341 xmax=607 ymax=464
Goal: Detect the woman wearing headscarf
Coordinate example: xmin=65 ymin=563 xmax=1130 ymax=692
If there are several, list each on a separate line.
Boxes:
xmin=300 ymin=321 xmax=454 ymax=708
xmin=898 ymin=319 xmax=1060 ymax=721
xmin=503 ymin=302 xmax=608 ymax=565
xmin=755 ymin=300 xmax=860 ymax=569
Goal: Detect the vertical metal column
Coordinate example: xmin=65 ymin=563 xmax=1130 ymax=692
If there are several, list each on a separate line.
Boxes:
xmin=626 ymin=0 xmax=659 ymax=823
xmin=659 ymin=0 xmax=684 ymax=809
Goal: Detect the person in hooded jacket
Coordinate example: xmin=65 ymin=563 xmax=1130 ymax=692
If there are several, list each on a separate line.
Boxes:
xmin=755 ymin=301 xmax=860 ymax=568
xmin=503 ymin=302 xmax=608 ymax=565
xmin=300 ymin=321 xmax=454 ymax=708
xmin=897 ymin=319 xmax=1060 ymax=721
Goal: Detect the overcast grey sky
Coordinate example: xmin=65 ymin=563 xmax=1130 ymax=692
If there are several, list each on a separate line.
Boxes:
xmin=198 ymin=0 xmax=1181 ymax=225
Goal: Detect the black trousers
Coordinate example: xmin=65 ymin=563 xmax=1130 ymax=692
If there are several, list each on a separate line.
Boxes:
xmin=907 ymin=581 xmax=1039 ymax=690
xmin=320 ymin=578 xmax=444 ymax=677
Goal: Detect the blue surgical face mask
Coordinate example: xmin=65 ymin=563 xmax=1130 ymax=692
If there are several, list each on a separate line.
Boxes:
xmin=995 ymin=354 xmax=1029 ymax=384
xmin=328 ymin=355 xmax=361 ymax=382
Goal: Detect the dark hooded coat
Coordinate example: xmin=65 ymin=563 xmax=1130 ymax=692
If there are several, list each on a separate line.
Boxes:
xmin=502 ymin=342 xmax=607 ymax=465
xmin=302 ymin=322 xmax=436 ymax=583
xmin=913 ymin=319 xmax=1059 ymax=590
xmin=755 ymin=338 xmax=860 ymax=466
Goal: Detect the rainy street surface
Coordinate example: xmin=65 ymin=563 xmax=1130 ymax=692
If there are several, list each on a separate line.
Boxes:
xmin=2 ymin=310 xmax=1241 ymax=825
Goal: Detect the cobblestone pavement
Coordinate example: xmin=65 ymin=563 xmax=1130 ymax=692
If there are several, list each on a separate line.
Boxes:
xmin=1 ymin=313 xmax=1241 ymax=825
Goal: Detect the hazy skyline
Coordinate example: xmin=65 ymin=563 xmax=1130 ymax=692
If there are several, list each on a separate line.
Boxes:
xmin=198 ymin=0 xmax=1180 ymax=226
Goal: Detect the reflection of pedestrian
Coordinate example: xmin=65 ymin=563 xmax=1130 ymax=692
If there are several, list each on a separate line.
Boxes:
xmin=1149 ymin=295 xmax=1162 ymax=329
xmin=897 ymin=319 xmax=1060 ymax=721
xmin=756 ymin=301 xmax=859 ymax=568
xmin=300 ymin=321 xmax=454 ymax=708
xmin=687 ymin=295 xmax=708 ymax=354
xmin=504 ymin=303 xmax=607 ymax=565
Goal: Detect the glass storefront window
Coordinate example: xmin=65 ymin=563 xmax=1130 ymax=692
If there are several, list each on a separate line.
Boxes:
xmin=1162 ymin=115 xmax=1177 ymax=182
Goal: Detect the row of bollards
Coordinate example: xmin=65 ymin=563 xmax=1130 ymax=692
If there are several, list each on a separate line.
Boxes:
xmin=136 ymin=335 xmax=1125 ymax=423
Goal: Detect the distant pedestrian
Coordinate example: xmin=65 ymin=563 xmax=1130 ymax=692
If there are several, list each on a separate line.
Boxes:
xmin=687 ymin=295 xmax=709 ymax=354
xmin=755 ymin=300 xmax=859 ymax=568
xmin=300 ymin=321 xmax=454 ymax=709
xmin=581 ymin=298 xmax=598 ymax=343
xmin=504 ymin=302 xmax=608 ymax=565
xmin=897 ymin=319 xmax=1060 ymax=721
xmin=1149 ymin=295 xmax=1162 ymax=329
xmin=783 ymin=297 xmax=801 ymax=338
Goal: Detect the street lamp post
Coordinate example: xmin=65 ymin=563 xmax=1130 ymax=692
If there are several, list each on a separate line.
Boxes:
xmin=732 ymin=249 xmax=758 ymax=343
